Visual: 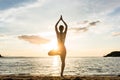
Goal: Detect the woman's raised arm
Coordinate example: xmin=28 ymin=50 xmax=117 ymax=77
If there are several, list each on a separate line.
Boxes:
xmin=55 ymin=18 xmax=61 ymax=34
xmin=61 ymin=17 xmax=68 ymax=33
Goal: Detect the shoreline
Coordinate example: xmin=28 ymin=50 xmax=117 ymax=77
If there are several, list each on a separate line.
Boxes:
xmin=0 ymin=75 xmax=120 ymax=80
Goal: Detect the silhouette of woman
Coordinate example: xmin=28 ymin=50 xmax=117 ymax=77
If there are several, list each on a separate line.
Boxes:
xmin=48 ymin=15 xmax=68 ymax=77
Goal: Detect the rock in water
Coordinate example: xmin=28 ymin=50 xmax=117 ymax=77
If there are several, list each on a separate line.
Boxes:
xmin=104 ymin=51 xmax=120 ymax=57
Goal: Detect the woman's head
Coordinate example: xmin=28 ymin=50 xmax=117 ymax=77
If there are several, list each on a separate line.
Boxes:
xmin=59 ymin=25 xmax=64 ymax=32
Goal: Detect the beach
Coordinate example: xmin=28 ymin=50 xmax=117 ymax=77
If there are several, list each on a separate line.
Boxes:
xmin=0 ymin=75 xmax=120 ymax=80
xmin=1 ymin=0 xmax=120 ymax=79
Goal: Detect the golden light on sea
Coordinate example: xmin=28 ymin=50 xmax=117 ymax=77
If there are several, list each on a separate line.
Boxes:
xmin=52 ymin=56 xmax=59 ymax=67
xmin=51 ymin=56 xmax=60 ymax=75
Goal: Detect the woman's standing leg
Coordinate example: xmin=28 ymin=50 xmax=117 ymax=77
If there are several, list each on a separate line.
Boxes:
xmin=60 ymin=52 xmax=66 ymax=77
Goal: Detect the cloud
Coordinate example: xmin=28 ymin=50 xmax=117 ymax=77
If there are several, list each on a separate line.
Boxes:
xmin=82 ymin=0 xmax=120 ymax=16
xmin=70 ymin=20 xmax=100 ymax=32
xmin=112 ymin=32 xmax=120 ymax=37
xmin=0 ymin=34 xmax=5 ymax=37
xmin=108 ymin=7 xmax=120 ymax=16
xmin=0 ymin=0 xmax=46 ymax=22
xmin=77 ymin=20 xmax=89 ymax=24
xmin=0 ymin=35 xmax=3 ymax=37
xmin=70 ymin=27 xmax=88 ymax=32
xmin=18 ymin=35 xmax=50 ymax=44
xmin=89 ymin=21 xmax=100 ymax=26
xmin=0 ymin=0 xmax=37 ymax=10
xmin=0 ymin=0 xmax=46 ymax=35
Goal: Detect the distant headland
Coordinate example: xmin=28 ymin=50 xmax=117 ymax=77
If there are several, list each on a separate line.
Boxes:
xmin=0 ymin=54 xmax=3 ymax=57
xmin=104 ymin=51 xmax=120 ymax=57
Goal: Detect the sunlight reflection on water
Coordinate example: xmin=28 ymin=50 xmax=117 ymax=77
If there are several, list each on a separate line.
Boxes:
xmin=52 ymin=56 xmax=59 ymax=67
xmin=51 ymin=56 xmax=60 ymax=76
xmin=0 ymin=57 xmax=120 ymax=76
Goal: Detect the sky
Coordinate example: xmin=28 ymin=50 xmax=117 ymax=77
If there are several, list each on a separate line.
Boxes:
xmin=0 ymin=0 xmax=120 ymax=57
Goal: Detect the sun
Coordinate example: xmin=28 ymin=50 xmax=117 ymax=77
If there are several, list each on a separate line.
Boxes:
xmin=45 ymin=39 xmax=58 ymax=51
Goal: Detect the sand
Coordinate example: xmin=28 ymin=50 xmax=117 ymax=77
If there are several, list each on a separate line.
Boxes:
xmin=0 ymin=75 xmax=120 ymax=80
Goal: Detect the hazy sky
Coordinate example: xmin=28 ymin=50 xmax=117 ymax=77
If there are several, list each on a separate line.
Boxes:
xmin=0 ymin=0 xmax=120 ymax=57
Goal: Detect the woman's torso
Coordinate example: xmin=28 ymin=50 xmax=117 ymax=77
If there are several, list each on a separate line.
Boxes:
xmin=57 ymin=32 xmax=66 ymax=52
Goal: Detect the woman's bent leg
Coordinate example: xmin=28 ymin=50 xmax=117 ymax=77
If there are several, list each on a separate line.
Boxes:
xmin=48 ymin=50 xmax=60 ymax=56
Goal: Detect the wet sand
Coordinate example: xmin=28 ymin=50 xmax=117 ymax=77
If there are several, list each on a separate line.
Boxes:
xmin=0 ymin=75 xmax=120 ymax=80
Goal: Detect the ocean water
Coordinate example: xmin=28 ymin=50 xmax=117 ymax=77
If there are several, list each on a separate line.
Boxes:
xmin=0 ymin=57 xmax=120 ymax=76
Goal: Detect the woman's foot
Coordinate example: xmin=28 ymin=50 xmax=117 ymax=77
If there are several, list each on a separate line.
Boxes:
xmin=61 ymin=75 xmax=65 ymax=79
